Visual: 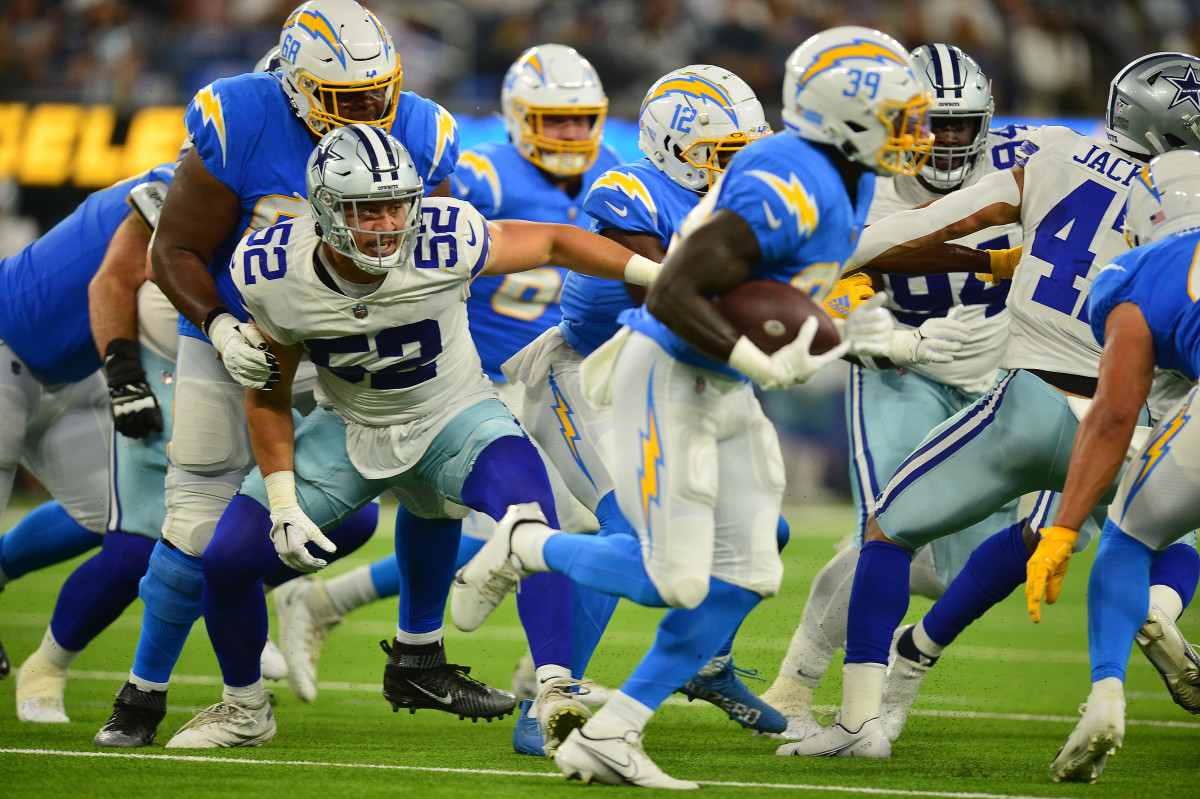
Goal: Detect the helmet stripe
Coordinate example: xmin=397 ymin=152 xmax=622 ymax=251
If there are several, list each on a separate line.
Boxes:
xmin=349 ymin=124 xmax=401 ymax=183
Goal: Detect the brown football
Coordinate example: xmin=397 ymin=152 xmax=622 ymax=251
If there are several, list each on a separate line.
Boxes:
xmin=713 ymin=280 xmax=841 ymax=356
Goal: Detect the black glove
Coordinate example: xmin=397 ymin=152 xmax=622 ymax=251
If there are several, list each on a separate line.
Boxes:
xmin=102 ymin=338 xmax=163 ymax=439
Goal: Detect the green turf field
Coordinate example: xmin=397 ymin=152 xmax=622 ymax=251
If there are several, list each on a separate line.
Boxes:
xmin=1 ymin=497 xmax=1197 ymax=797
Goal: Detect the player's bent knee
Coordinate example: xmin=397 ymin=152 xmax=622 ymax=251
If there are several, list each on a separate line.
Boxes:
xmin=162 ymin=480 xmax=240 ymax=556
xmin=138 ymin=542 xmax=204 ymax=626
xmin=659 ymin=574 xmax=710 ymax=609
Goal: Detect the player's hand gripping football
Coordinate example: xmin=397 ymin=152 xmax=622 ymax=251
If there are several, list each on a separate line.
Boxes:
xmin=206 ymin=312 xmax=281 ymax=390
xmin=269 ymin=504 xmax=337 ymax=573
xmin=1026 ymin=526 xmax=1078 ymax=623
xmin=102 ymin=338 xmax=164 ymax=439
xmin=729 ymin=316 xmax=851 ymax=390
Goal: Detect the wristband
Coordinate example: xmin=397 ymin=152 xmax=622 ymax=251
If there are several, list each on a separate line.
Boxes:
xmin=623 ymin=254 xmax=661 ymax=286
xmin=202 ymin=306 xmax=233 ymax=339
xmin=264 ymin=470 xmax=299 ymax=512
xmin=727 ymin=336 xmax=772 ymax=384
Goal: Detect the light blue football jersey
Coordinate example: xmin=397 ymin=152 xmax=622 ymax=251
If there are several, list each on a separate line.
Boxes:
xmin=450 ymin=140 xmax=623 ymax=378
xmin=0 ymin=164 xmax=176 ymax=383
xmin=560 ymin=158 xmax=699 ymax=357
xmin=1090 ymin=230 xmax=1200 ymax=381
xmin=620 ymin=134 xmax=874 ymax=379
xmin=182 ymin=72 xmax=459 ymax=338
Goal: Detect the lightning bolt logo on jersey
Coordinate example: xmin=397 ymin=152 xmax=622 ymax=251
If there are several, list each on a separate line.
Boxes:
xmin=449 ymin=139 xmax=623 ymax=379
xmin=620 ymin=133 xmax=873 ymax=380
xmin=180 ymin=71 xmax=458 ymax=342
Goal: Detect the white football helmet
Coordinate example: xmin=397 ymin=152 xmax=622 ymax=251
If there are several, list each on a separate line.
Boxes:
xmin=782 ymin=26 xmax=933 ymax=176
xmin=638 ymin=65 xmax=772 ymax=192
xmin=1124 ymin=149 xmax=1200 ymax=248
xmin=501 ymin=44 xmax=608 ymax=176
xmin=255 ymin=46 xmax=283 ymax=75
xmin=306 ymin=123 xmax=423 ymax=274
xmin=1107 ymin=53 xmax=1200 ymax=157
xmin=277 ymin=0 xmax=402 ymax=137
xmin=909 ymin=43 xmax=993 ymax=191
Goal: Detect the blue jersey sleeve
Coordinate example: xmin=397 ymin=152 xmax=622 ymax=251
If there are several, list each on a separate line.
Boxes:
xmin=449 ymin=150 xmax=501 ymax=217
xmin=184 ymin=78 xmax=266 ymax=196
xmin=584 ymin=169 xmax=663 ymax=242
xmin=1088 ymin=260 xmax=1137 ymax=347
xmin=390 ymin=93 xmax=459 ymax=193
xmin=714 ymin=155 xmax=815 ymax=263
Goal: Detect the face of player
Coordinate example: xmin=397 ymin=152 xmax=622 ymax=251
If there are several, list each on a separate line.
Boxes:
xmin=330 ymin=87 xmax=390 ymax=123
xmin=539 ymin=113 xmax=595 ymax=141
xmin=930 ymin=116 xmax=979 ymax=170
xmin=346 ymin=198 xmax=408 ymax=260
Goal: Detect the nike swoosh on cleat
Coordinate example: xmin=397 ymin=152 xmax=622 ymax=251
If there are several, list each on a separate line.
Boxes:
xmin=407 ymin=682 xmax=454 ymax=705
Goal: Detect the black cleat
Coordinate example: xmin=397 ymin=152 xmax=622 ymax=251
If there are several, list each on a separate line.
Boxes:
xmin=94 ymin=682 xmax=167 ymax=747
xmin=380 ymin=639 xmax=516 ymax=721
xmin=0 ymin=633 xmax=10 ymax=678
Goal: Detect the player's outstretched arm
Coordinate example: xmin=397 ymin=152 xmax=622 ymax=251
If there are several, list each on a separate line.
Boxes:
xmin=479 ymin=219 xmax=660 ymax=285
xmin=244 ymin=332 xmax=302 ymax=480
xmin=598 ymin=228 xmax=667 ymax=305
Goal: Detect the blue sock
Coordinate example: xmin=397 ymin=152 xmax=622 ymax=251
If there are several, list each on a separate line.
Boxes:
xmin=922 ymin=522 xmax=1029 ymax=647
xmin=369 ymin=554 xmax=400 ymax=598
xmin=1090 ymin=519 xmax=1155 ymax=682
xmin=394 ymin=504 xmax=460 ymax=634
xmin=1149 ymin=542 xmax=1200 ymax=609
xmin=0 ymin=501 xmax=101 ymax=580
xmin=845 ymin=540 xmax=912 ymax=664
xmin=49 ymin=531 xmax=155 ymax=651
xmin=622 ymin=579 xmax=760 ymax=710
xmin=202 ymin=495 xmax=278 ymax=687
xmin=569 ymin=492 xmax=625 ymax=677
xmin=262 ymin=501 xmax=379 ymax=589
xmin=131 ymin=540 xmax=204 ymax=684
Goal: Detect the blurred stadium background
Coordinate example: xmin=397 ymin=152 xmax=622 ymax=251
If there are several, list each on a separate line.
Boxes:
xmin=1 ymin=0 xmax=1192 ymax=503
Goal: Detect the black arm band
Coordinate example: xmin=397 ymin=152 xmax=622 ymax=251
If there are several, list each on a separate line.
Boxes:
xmin=202 ymin=306 xmax=232 ymax=338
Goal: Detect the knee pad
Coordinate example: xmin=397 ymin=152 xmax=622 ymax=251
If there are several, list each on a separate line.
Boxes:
xmin=657 ymin=573 xmax=710 ymax=610
xmin=162 ymin=477 xmax=240 ymax=556
xmin=169 ymin=377 xmax=252 ymax=476
xmin=139 ymin=541 xmax=204 ymax=626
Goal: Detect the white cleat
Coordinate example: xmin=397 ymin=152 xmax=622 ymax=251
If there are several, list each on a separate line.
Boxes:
xmin=451 ymin=503 xmax=544 ymax=632
xmin=775 ymin=717 xmax=891 ymax=758
xmin=1136 ymin=603 xmax=1200 ymax=714
xmin=275 ymin=575 xmax=342 ymax=703
xmin=15 ymin=650 xmax=69 ymax=723
xmin=881 ymin=624 xmax=933 ymax=743
xmin=556 ymin=727 xmax=699 ymax=789
xmin=534 ymin=677 xmax=592 ymax=756
xmin=260 ymin=636 xmax=289 ymax=682
xmin=165 ymin=697 xmax=276 ymax=749
xmin=1050 ymin=688 xmax=1125 ymax=783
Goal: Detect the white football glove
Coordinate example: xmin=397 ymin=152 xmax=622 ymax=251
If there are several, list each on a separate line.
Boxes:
xmin=728 ymin=316 xmax=852 ymax=390
xmin=269 ymin=504 xmax=337 ymax=573
xmin=844 ymin=295 xmax=971 ymax=368
xmin=841 ymin=291 xmax=895 ymax=358
xmin=207 ymin=312 xmax=281 ymax=389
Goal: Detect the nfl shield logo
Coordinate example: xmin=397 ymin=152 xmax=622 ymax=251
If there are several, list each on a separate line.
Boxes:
xmin=353 ymin=303 xmax=368 ymax=319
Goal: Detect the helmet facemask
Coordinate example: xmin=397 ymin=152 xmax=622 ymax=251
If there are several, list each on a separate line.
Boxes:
xmin=313 ymin=190 xmax=421 ymax=274
xmin=289 ymin=68 xmax=402 ymax=136
xmin=874 ymin=96 xmax=935 ymax=177
xmin=508 ymin=101 xmax=608 ymax=176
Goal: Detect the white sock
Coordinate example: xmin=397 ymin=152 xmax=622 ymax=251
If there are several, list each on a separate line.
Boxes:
xmin=324 ymin=565 xmax=379 ymax=616
xmin=129 ymin=673 xmax=169 ymax=693
xmin=585 ymin=691 xmax=653 ymax=736
xmin=394 ymin=628 xmax=442 ymax=646
xmin=840 ymin=662 xmax=887 ymax=730
xmin=912 ymin=619 xmax=947 ymax=658
xmin=535 ymin=663 xmax=571 ymax=688
xmin=39 ymin=628 xmax=81 ymax=670
xmin=1149 ymin=584 xmax=1185 ymax=622
xmin=223 ymin=679 xmax=266 ymax=706
xmin=1091 ymin=676 xmax=1125 ymax=697
xmin=776 ymin=546 xmax=858 ymax=688
xmin=510 ymin=522 xmax=555 ymax=571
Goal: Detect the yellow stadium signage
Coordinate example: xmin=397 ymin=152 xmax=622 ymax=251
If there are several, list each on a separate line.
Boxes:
xmin=0 ymin=103 xmax=187 ymax=188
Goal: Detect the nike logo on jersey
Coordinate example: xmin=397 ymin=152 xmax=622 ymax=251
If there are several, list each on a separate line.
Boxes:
xmin=605 ymin=201 xmax=630 ymax=218
xmin=407 ymin=681 xmax=454 ymax=705
xmin=762 ymin=201 xmax=783 ymax=230
xmin=465 ymin=223 xmax=477 ymax=247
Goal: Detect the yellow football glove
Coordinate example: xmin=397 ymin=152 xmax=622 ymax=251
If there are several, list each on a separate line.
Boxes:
xmin=1025 ymin=526 xmax=1078 ymax=623
xmin=825 ymin=274 xmax=876 ymax=319
xmin=975 ymin=245 xmax=1023 ymax=286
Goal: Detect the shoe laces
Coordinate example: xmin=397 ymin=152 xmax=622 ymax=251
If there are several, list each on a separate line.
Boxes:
xmin=181 ymin=700 xmax=259 ymax=730
xmin=727 ymin=662 xmax=766 ymax=684
xmin=478 ymin=560 xmax=524 ymax=603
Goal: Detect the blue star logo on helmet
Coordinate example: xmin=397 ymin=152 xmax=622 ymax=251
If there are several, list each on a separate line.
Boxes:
xmin=1164 ymin=65 xmax=1200 ymax=111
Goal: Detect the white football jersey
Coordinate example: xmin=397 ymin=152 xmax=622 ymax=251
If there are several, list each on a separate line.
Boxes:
xmin=868 ymin=126 xmax=1032 ymax=393
xmin=233 ymin=197 xmax=496 ymax=478
xmin=1003 ymin=126 xmax=1142 ymax=376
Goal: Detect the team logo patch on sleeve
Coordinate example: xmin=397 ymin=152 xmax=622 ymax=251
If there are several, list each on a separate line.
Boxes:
xmin=431 ymin=107 xmax=458 ymax=181
xmin=747 ymin=170 xmax=818 ymax=237
xmin=456 ymin=152 xmax=501 ymax=206
xmin=196 ymin=85 xmax=228 ymax=167
xmin=592 ymin=172 xmax=657 ymax=220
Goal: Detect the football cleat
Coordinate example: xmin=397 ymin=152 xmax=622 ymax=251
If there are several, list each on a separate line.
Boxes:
xmin=451 ymin=503 xmax=545 ymax=632
xmin=775 ymin=716 xmax=891 ymax=758
xmin=536 ymin=676 xmax=592 ymax=755
xmin=512 ymin=699 xmax=546 ymax=756
xmin=1135 ymin=603 xmax=1200 ymax=714
xmin=1050 ymin=688 xmax=1125 ymax=783
xmin=380 ymin=639 xmax=516 ymax=721
xmin=678 ymin=656 xmax=787 ymax=734
xmin=555 ymin=727 xmax=699 ymax=789
xmin=260 ymin=635 xmax=289 ymax=682
xmin=275 ymin=575 xmax=343 ymax=702
xmin=15 ymin=648 xmax=69 ymax=723
xmin=766 ymin=713 xmax=825 ymax=741
xmin=94 ymin=682 xmax=167 ymax=747
xmin=881 ymin=624 xmax=935 ymax=742
xmin=165 ymin=696 xmax=276 ymax=749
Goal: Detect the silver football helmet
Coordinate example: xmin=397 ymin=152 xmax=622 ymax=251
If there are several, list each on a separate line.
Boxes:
xmin=909 ymin=44 xmax=993 ymax=191
xmin=1106 ymin=52 xmax=1200 ymax=157
xmin=277 ymin=0 xmax=402 ymax=137
xmin=501 ymin=43 xmax=608 ymax=176
xmin=638 ymin=65 xmax=772 ymax=192
xmin=1124 ymin=149 xmax=1200 ymax=247
xmin=782 ymin=26 xmax=934 ymax=176
xmin=306 ymin=123 xmax=423 ymax=274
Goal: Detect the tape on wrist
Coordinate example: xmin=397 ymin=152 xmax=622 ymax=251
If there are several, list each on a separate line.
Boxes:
xmin=264 ymin=470 xmax=298 ymax=512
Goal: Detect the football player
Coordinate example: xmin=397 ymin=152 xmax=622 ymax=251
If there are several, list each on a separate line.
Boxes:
xmin=781 ymin=52 xmax=1200 ymax=759
xmin=164 ymin=122 xmax=662 ymax=749
xmin=450 ymin=26 xmax=945 ymax=785
xmin=761 ymin=43 xmax=1059 ymax=742
xmin=1032 ymin=149 xmax=1200 ymax=782
xmin=93 ymin=0 xmax=453 ymax=747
